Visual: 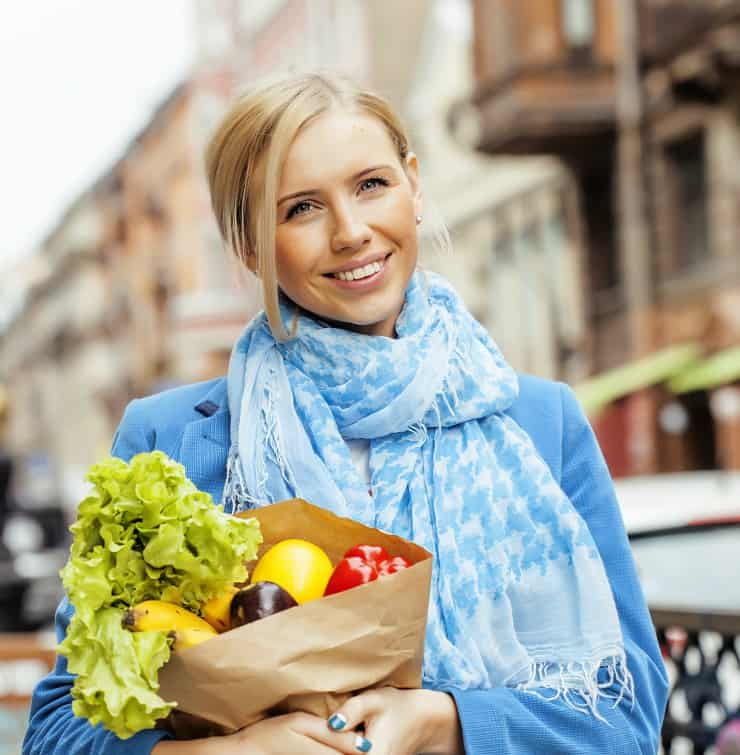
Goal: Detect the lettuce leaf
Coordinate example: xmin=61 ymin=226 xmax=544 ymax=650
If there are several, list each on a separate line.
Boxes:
xmin=61 ymin=607 xmax=173 ymax=737
xmin=58 ymin=451 xmax=262 ymax=739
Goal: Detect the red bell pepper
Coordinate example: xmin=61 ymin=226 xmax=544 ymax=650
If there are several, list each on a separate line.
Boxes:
xmin=343 ymin=544 xmax=390 ymax=567
xmin=377 ymin=555 xmax=411 ymax=576
xmin=324 ymin=556 xmax=377 ymax=595
xmin=324 ymin=545 xmax=412 ymax=596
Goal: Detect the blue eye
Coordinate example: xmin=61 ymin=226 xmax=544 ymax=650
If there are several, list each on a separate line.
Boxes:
xmin=359 ymin=177 xmax=389 ymax=192
xmin=286 ymin=200 xmax=314 ymax=219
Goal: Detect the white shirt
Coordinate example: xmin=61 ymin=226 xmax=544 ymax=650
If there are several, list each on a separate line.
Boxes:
xmin=344 ymin=438 xmax=371 ymax=487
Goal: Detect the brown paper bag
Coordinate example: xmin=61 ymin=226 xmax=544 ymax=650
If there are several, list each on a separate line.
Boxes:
xmin=157 ymin=499 xmax=432 ymax=738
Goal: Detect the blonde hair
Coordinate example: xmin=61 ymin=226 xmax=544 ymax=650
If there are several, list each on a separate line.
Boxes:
xmin=205 ymin=70 xmax=423 ymax=340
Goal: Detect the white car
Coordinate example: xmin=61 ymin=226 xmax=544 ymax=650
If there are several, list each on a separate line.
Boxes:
xmin=615 ymin=471 xmax=740 ymax=754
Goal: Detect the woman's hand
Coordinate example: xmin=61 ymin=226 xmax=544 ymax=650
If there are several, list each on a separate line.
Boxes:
xmin=224 ymin=711 xmax=373 ymax=755
xmin=152 ymin=712 xmax=371 ymax=755
xmin=327 ymin=687 xmax=464 ymax=755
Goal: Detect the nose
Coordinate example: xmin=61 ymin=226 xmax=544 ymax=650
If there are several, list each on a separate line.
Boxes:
xmin=330 ymin=203 xmax=372 ymax=254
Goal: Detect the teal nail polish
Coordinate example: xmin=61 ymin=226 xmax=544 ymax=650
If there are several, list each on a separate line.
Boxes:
xmin=328 ymin=713 xmax=347 ymax=731
xmin=355 ymin=735 xmax=372 ymax=753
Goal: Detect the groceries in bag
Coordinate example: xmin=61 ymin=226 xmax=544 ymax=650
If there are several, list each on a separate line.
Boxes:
xmin=59 ymin=452 xmax=432 ymax=740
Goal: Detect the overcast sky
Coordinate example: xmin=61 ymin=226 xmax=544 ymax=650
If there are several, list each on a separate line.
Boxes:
xmin=0 ymin=1 xmax=196 ymax=273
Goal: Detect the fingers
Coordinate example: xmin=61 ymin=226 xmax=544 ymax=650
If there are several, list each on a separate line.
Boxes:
xmin=289 ymin=711 xmax=373 ymax=754
xmin=329 ymin=689 xmax=388 ymax=733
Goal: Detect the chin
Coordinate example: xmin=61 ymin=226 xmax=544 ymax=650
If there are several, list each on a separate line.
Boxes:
xmin=345 ymin=307 xmax=396 ymax=327
xmin=319 ymin=310 xmax=391 ymax=336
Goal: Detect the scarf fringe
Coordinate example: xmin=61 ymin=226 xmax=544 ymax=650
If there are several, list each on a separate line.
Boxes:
xmin=514 ymin=654 xmax=635 ymax=723
xmin=223 ymin=446 xmax=261 ymax=513
xmin=423 ymin=333 xmax=479 ymax=424
xmin=224 ymin=371 xmax=297 ymax=513
xmin=407 ymin=421 xmax=429 ymax=446
xmin=261 ymin=375 xmax=299 ymax=495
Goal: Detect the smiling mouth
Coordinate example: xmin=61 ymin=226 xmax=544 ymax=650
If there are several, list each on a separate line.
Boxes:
xmin=327 ymin=254 xmax=391 ymax=281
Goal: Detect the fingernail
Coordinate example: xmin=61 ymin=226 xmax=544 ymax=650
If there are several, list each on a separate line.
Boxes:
xmin=355 ymin=735 xmax=372 ymax=753
xmin=328 ymin=713 xmax=347 ymax=731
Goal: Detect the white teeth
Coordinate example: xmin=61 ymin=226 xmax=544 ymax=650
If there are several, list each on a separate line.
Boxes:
xmin=334 ymin=259 xmax=383 ymax=281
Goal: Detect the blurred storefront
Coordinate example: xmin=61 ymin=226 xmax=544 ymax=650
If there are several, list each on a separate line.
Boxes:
xmin=454 ymin=0 xmax=740 ymax=477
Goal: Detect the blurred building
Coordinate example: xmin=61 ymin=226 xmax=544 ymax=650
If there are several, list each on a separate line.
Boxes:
xmin=0 ymin=88 xmax=199 ymax=484
xmin=0 ymin=0 xmax=591 ymax=484
xmin=406 ymin=0 xmax=589 ymax=384
xmin=0 ymin=1 xmax=369 ymax=482
xmin=454 ymin=0 xmax=740 ymax=476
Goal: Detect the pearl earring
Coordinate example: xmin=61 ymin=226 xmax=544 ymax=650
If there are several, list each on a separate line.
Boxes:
xmin=415 ymin=215 xmax=423 ymax=225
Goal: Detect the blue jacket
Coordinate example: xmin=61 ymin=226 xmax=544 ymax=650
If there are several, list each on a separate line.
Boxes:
xmin=23 ymin=374 xmax=668 ymax=754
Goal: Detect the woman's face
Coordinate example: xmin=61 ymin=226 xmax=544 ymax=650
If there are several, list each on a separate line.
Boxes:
xmin=271 ymin=109 xmax=421 ymax=338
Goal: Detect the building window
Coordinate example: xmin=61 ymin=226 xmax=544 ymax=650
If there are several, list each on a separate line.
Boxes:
xmin=582 ymin=170 xmax=619 ymax=294
xmin=664 ymin=131 xmax=709 ymax=272
xmin=562 ymin=0 xmax=595 ymax=61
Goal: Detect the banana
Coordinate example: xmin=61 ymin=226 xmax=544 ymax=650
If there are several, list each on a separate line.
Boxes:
xmin=123 ymin=600 xmax=214 ymax=634
xmin=168 ymin=626 xmax=218 ymax=652
xmin=201 ymin=585 xmax=239 ymax=633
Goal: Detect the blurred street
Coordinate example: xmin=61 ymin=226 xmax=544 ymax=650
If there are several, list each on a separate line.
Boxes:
xmin=1 ymin=1 xmax=740 ymax=753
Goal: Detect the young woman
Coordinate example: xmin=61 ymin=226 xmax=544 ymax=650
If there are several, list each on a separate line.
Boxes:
xmin=24 ymin=72 xmax=668 ymax=755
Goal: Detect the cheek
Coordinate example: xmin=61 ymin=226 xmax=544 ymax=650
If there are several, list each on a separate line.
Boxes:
xmin=395 ymin=211 xmax=419 ymax=261
xmin=275 ymin=245 xmax=299 ymax=279
xmin=275 ymin=231 xmax=320 ymax=281
xmin=392 ymin=197 xmax=419 ymax=244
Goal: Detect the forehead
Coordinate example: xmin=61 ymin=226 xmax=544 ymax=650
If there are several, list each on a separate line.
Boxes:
xmin=279 ymin=110 xmax=399 ymax=190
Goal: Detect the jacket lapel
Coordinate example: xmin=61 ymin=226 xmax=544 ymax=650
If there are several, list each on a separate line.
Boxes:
xmin=177 ymin=380 xmax=230 ymax=503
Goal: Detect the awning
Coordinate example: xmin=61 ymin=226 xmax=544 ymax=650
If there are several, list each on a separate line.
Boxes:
xmin=574 ymin=343 xmax=702 ymax=415
xmin=668 ymin=345 xmax=740 ymax=394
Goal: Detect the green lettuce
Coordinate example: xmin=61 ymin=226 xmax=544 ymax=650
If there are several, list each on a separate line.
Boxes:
xmin=58 ymin=451 xmax=262 ymax=739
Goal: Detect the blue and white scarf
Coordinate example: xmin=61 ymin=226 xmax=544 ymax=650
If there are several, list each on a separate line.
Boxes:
xmin=224 ymin=272 xmax=632 ymax=714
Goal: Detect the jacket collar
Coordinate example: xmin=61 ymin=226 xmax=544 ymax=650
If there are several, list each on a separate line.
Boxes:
xmin=188 ymin=377 xmax=229 ymax=445
xmin=178 ymin=378 xmax=230 ymax=499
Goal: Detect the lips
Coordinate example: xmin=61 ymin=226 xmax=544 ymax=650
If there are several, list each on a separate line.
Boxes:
xmin=333 ymin=258 xmax=385 ymax=281
xmin=326 ymin=252 xmax=391 ymax=277
xmin=325 ymin=252 xmax=391 ymax=291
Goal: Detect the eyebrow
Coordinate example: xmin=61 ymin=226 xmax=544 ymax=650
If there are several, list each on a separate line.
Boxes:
xmin=277 ymin=164 xmax=394 ymax=206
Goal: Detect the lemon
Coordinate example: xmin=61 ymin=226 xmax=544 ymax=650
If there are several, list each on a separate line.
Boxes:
xmin=250 ymin=538 xmax=333 ymax=604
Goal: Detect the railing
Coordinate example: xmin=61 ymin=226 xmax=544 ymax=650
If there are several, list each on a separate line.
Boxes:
xmin=653 ymin=607 xmax=740 ymax=754
xmin=0 ymin=633 xmax=56 ymax=755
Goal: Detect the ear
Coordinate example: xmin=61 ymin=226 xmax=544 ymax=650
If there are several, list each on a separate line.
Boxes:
xmin=243 ymin=250 xmax=259 ymax=277
xmin=404 ymin=152 xmax=423 ymax=219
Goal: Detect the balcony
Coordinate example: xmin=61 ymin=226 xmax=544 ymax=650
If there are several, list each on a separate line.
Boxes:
xmin=640 ymin=0 xmax=740 ymax=65
xmin=452 ymin=61 xmax=617 ymax=159
xmin=457 ymin=0 xmax=740 ymax=161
